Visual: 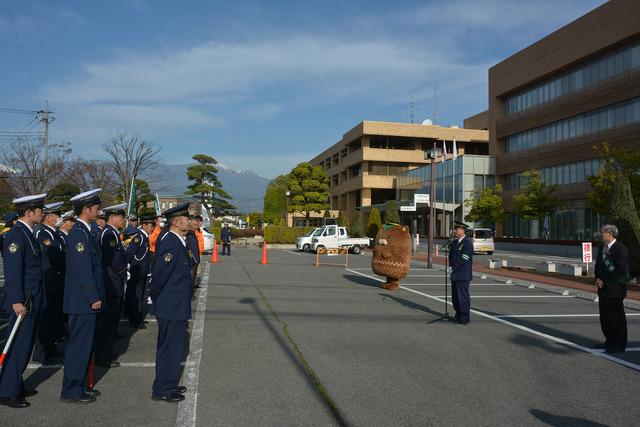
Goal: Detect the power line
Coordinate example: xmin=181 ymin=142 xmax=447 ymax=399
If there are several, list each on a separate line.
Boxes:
xmin=0 ymin=107 xmax=40 ymax=114
xmin=3 ymin=0 xmax=38 ymax=97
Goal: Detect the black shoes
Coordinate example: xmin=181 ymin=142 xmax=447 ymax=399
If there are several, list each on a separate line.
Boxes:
xmin=0 ymin=396 xmax=30 ymax=408
xmin=61 ymin=393 xmax=97 ymax=404
xmin=85 ymin=388 xmax=102 ymax=397
xmin=152 ymin=392 xmax=185 ymax=402
xmin=174 ymin=386 xmax=187 ymax=394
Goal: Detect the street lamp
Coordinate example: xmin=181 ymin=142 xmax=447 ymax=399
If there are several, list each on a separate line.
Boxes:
xmin=285 ymin=191 xmax=291 ymax=227
xmin=425 ymin=146 xmax=442 ymax=269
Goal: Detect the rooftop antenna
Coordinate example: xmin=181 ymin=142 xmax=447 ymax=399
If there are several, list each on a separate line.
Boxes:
xmin=431 ymin=82 xmax=438 ymax=125
xmin=408 ymin=96 xmax=418 ymax=124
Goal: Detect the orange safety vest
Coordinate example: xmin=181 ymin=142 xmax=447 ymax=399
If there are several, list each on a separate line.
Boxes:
xmin=195 ymin=229 xmax=204 ymax=255
xmin=149 ymin=226 xmax=161 ymax=253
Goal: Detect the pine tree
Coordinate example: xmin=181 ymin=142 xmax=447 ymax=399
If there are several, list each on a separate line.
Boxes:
xmin=384 ymin=200 xmax=401 ymax=224
xmin=350 ymin=212 xmax=365 ymax=237
xmin=367 ymin=208 xmax=382 ymax=238
xmin=287 ymin=162 xmax=330 ymax=226
xmin=185 ymin=154 xmax=236 ymax=219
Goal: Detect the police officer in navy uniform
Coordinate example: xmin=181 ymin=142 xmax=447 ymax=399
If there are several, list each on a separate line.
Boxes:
xmin=61 ymin=189 xmax=104 ymax=404
xmin=594 ymin=224 xmax=629 ymax=353
xmin=32 ymin=202 xmax=66 ymax=363
xmin=125 ymin=215 xmax=154 ymax=329
xmin=58 ymin=210 xmax=76 ymax=245
xmin=449 ymin=221 xmax=474 ymax=325
xmin=0 ymin=194 xmax=47 ymax=408
xmin=0 ymin=212 xmax=18 ymax=257
xmin=90 ymin=210 xmax=105 ymax=244
xmin=95 ymin=204 xmax=139 ymax=368
xmin=150 ymin=203 xmax=192 ymax=402
xmin=185 ymin=215 xmax=200 ymax=297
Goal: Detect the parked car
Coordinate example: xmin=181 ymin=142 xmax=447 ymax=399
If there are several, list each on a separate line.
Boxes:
xmin=466 ymin=228 xmax=495 ymax=255
xmin=296 ymin=227 xmax=323 ymax=252
xmin=311 ymin=225 xmax=371 ymax=254
xmin=201 ymin=227 xmax=214 ymax=253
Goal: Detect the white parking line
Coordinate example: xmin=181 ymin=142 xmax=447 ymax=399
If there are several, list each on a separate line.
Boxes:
xmin=26 ymin=361 xmax=197 ymax=369
xmin=176 ymin=261 xmax=211 ymax=427
xmin=401 ymin=283 xmax=510 ymax=287
xmin=284 ymin=250 xmax=304 ymax=256
xmin=497 ymin=314 xmax=640 ymax=318
xmin=346 ymin=268 xmax=640 ymax=372
xmin=428 ymin=295 xmax=576 ymax=299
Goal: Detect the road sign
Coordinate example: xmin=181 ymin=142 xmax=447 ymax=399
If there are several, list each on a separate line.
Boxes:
xmin=414 ymin=193 xmax=429 ymax=204
xmin=400 ymin=205 xmax=416 ymax=212
xmin=582 ymin=242 xmax=592 ymax=264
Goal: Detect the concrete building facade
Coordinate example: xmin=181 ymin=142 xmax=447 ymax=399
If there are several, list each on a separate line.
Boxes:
xmin=488 ymin=0 xmax=640 ymax=240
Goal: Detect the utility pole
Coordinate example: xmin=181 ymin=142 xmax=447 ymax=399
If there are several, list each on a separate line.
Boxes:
xmin=38 ymin=101 xmax=54 ymax=165
xmin=432 ymin=82 xmax=438 ymax=125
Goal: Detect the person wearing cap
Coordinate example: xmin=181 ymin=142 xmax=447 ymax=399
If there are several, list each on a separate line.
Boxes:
xmin=91 ymin=211 xmax=105 ymax=244
xmin=448 ymin=221 xmax=474 ymax=325
xmin=128 ymin=214 xmax=139 ymax=229
xmin=125 ymin=215 xmax=155 ymax=328
xmin=186 ymin=216 xmax=201 ymax=297
xmin=58 ymin=211 xmax=76 ymax=244
xmin=32 ymin=202 xmax=67 ymax=363
xmin=95 ymin=204 xmax=140 ymax=368
xmin=0 ymin=212 xmax=18 ymax=257
xmin=61 ymin=189 xmax=105 ymax=404
xmin=0 ymin=194 xmax=46 ymax=408
xmin=150 ymin=202 xmax=192 ymax=402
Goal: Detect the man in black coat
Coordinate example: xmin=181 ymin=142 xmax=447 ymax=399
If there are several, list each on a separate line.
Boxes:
xmin=594 ymin=224 xmax=630 ymax=353
xmin=221 ymin=223 xmax=232 ymax=256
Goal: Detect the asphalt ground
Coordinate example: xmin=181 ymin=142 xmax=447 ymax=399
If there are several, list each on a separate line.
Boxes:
xmin=1 ymin=249 xmax=640 ymax=426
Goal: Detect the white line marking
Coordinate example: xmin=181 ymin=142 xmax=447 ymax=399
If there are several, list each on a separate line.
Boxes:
xmin=593 ymin=347 xmax=640 ymax=353
xmin=497 ymin=313 xmax=640 ymax=318
xmin=427 ymin=295 xmax=576 ymax=299
xmin=176 ymin=261 xmax=210 ymax=427
xmin=346 ymin=268 xmax=640 ymax=372
xmin=26 ymin=361 xmax=197 ymax=369
xmin=401 ymin=283 xmax=510 ymax=287
xmin=119 ymin=319 xmax=159 ymax=323
xmin=284 ymin=250 xmax=304 ymax=256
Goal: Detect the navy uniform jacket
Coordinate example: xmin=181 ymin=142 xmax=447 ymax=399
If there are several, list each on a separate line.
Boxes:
xmin=221 ymin=227 xmax=232 ymax=244
xmin=36 ymin=224 xmax=66 ymax=294
xmin=150 ymin=231 xmax=192 ymax=321
xmin=1 ymin=221 xmax=45 ymax=311
xmin=63 ymin=221 xmax=105 ymax=314
xmin=90 ymin=222 xmax=102 ymax=245
xmin=185 ymin=231 xmax=200 ymax=267
xmin=128 ymin=230 xmax=151 ymax=282
xmin=595 ymin=241 xmax=629 ymax=299
xmin=449 ymin=237 xmax=474 ymax=282
xmin=100 ymin=224 xmax=140 ymax=297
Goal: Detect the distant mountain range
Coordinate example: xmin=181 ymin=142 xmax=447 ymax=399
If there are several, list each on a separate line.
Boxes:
xmin=156 ymin=163 xmax=270 ymax=214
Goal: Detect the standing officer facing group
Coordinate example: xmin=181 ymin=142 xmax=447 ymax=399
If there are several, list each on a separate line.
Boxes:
xmin=124 ymin=215 xmax=155 ymax=329
xmin=595 ymin=224 xmax=629 ymax=353
xmin=150 ymin=203 xmax=193 ymax=402
xmin=448 ymin=222 xmax=473 ymax=325
xmin=0 ymin=194 xmax=46 ymax=408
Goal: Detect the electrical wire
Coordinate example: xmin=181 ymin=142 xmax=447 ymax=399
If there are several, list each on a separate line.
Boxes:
xmin=2 ymin=0 xmax=38 ymax=98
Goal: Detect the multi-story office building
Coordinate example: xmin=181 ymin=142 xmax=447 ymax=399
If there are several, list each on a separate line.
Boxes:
xmin=310 ymin=120 xmax=488 ymax=219
xmin=487 ymin=0 xmax=640 ymax=240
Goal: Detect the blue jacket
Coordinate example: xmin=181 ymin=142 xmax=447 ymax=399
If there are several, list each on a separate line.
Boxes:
xmin=1 ymin=221 xmax=45 ymax=312
xmin=100 ymin=224 xmax=132 ymax=297
xmin=186 ymin=231 xmax=200 ymax=266
xmin=150 ymin=231 xmax=192 ymax=321
xmin=128 ymin=230 xmax=151 ymax=284
xmin=63 ymin=221 xmax=105 ymax=314
xmin=36 ymin=224 xmax=66 ymax=294
xmin=449 ymin=237 xmax=474 ymax=282
xmin=221 ymin=227 xmax=232 ymax=244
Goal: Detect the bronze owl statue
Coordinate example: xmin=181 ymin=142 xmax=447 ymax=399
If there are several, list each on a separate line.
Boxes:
xmin=371 ymin=223 xmax=411 ymax=290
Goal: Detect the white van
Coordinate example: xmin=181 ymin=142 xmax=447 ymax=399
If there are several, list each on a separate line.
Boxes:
xmin=466 ymin=228 xmax=495 ymax=255
xmin=296 ymin=227 xmax=323 ymax=252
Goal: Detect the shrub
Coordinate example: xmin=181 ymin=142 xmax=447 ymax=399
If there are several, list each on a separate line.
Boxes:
xmin=350 ymin=212 xmax=364 ymax=237
xmin=366 ymin=208 xmax=382 ymax=238
xmin=231 ymin=228 xmax=264 ymax=239
xmin=384 ymin=200 xmax=400 ymax=224
xmin=263 ymin=226 xmax=314 ymax=243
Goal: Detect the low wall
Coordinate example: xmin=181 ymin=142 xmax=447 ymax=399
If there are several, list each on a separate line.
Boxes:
xmin=495 ymin=241 xmax=582 ymax=257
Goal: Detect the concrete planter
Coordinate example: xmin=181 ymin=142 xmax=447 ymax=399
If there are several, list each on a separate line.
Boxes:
xmin=535 ymin=261 xmax=556 ymax=273
xmin=557 ymin=263 xmax=582 ymax=277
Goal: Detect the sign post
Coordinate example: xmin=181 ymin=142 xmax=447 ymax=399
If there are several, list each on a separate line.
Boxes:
xmin=582 ymin=242 xmax=592 ymax=274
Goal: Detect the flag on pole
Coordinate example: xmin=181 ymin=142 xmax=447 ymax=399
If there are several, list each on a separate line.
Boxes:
xmin=127 ymin=178 xmax=137 ymax=217
xmin=154 ymin=193 xmax=161 ymax=216
xmin=452 ymin=139 xmax=458 ymax=160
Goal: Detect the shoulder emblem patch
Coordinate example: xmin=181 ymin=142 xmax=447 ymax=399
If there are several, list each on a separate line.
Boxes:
xmin=76 ymin=242 xmax=85 ymax=253
xmin=8 ymin=242 xmax=18 ymax=254
xmin=43 ymin=239 xmax=52 ymax=247
xmin=164 ymin=253 xmax=173 ymax=263
xmin=133 ymin=236 xmax=140 ymax=243
xmin=109 ymin=240 xmax=116 ymax=247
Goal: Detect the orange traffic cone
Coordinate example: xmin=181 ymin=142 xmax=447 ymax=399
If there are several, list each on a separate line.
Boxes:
xmin=260 ymin=240 xmax=269 ymax=264
xmin=211 ymin=239 xmax=219 ymax=264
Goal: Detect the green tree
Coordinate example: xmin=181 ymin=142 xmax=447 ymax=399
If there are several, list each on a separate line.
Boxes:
xmin=115 ymin=178 xmax=154 ymax=215
xmin=366 ymin=208 xmax=382 ymax=238
xmin=185 ymin=154 xmax=236 ymax=219
xmin=47 ymin=182 xmax=81 ymax=212
xmin=464 ymin=184 xmax=506 ymax=227
xmin=384 ymin=200 xmax=400 ymax=224
xmin=512 ymin=169 xmax=564 ymax=238
xmin=349 ymin=211 xmax=365 ymax=237
xmin=0 ymin=177 xmax=14 ymax=218
xmin=263 ymin=174 xmax=290 ymax=225
xmin=287 ymin=162 xmax=330 ymax=226
xmin=337 ymin=210 xmax=350 ymax=228
xmin=248 ymin=212 xmax=263 ymax=229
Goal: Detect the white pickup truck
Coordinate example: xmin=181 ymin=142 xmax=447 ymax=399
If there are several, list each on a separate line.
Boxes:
xmin=310 ymin=225 xmax=371 ymax=254
xmin=296 ymin=227 xmax=323 ymax=252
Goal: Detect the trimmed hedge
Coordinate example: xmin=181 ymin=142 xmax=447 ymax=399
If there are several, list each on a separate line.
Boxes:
xmin=264 ymin=226 xmax=314 ymax=244
xmin=232 ymin=228 xmax=264 ymax=239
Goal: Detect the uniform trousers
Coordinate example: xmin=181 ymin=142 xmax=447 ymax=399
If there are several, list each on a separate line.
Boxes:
xmin=125 ymin=277 xmax=145 ymax=327
xmin=32 ymin=290 xmax=64 ymax=361
xmin=222 ymin=243 xmax=231 ymax=256
xmin=94 ymin=295 xmax=122 ymax=364
xmin=152 ymin=319 xmax=188 ymax=396
xmin=451 ymin=281 xmax=471 ymax=322
xmin=0 ymin=310 xmax=41 ymax=398
xmin=61 ymin=313 xmax=96 ymax=399
xmin=598 ymin=294 xmax=627 ymax=349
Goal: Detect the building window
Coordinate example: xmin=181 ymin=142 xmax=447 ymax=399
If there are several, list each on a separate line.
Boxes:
xmin=504 ymin=158 xmax=602 ymax=190
xmin=504 ymin=97 xmax=640 ymax=153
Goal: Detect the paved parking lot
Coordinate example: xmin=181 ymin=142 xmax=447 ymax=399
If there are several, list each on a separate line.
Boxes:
xmin=1 ymin=249 xmax=640 ymax=426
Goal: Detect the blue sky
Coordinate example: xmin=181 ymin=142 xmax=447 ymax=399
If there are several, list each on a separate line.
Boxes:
xmin=0 ymin=0 xmax=605 ymax=178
